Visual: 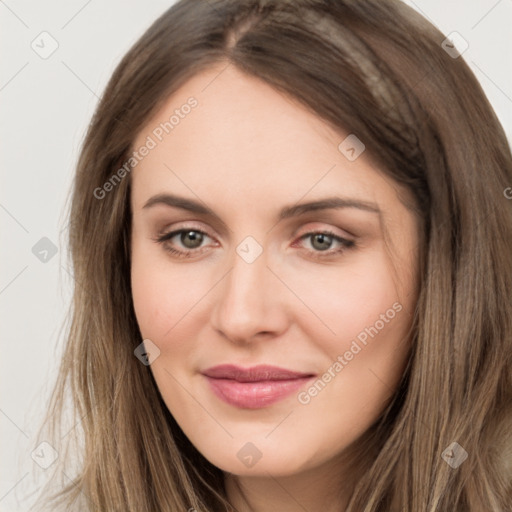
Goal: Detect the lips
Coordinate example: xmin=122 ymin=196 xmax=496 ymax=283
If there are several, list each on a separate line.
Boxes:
xmin=201 ymin=364 xmax=316 ymax=409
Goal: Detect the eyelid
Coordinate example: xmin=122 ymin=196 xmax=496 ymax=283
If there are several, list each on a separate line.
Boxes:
xmin=155 ymin=221 xmax=354 ymax=243
xmin=155 ymin=221 xmax=215 ymax=239
xmin=293 ymin=221 xmax=355 ymax=240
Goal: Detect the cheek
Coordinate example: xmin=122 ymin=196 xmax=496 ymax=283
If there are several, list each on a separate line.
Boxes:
xmin=286 ymin=250 xmax=414 ymax=414
xmin=130 ymin=240 xmax=209 ymax=345
xmin=285 ymin=252 xmax=405 ymax=356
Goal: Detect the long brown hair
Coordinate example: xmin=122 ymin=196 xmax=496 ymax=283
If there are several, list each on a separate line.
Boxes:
xmin=33 ymin=0 xmax=512 ymax=510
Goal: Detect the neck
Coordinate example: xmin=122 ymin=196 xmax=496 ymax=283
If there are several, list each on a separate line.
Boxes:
xmin=224 ymin=447 xmax=365 ymax=512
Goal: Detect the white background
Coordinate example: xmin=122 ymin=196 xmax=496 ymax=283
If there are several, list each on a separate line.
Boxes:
xmin=1 ymin=1 xmax=511 ymax=509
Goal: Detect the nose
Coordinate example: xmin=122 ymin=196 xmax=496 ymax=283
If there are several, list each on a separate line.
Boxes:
xmin=210 ymin=243 xmax=289 ymax=344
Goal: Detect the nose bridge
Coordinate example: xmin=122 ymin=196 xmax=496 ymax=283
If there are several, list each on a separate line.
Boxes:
xmin=211 ymin=238 xmax=285 ymax=341
xmin=224 ymin=242 xmax=270 ymax=316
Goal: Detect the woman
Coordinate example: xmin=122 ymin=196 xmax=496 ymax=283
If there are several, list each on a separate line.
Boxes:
xmin=34 ymin=0 xmax=512 ymax=510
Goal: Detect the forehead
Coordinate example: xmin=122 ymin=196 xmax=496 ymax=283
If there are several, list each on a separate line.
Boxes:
xmin=130 ymin=64 xmax=402 ymax=214
xmin=133 ymin=64 xmax=342 ymax=160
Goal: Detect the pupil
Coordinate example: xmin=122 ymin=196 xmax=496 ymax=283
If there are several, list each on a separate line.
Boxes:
xmin=313 ymin=233 xmax=331 ymax=251
xmin=182 ymin=231 xmax=203 ymax=248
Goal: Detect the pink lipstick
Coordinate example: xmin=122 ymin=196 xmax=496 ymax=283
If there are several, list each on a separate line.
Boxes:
xmin=202 ymin=364 xmax=315 ymax=409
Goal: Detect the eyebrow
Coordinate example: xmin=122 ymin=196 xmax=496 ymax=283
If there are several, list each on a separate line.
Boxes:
xmin=142 ymin=193 xmax=381 ymax=223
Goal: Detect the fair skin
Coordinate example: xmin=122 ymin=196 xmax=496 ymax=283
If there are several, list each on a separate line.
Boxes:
xmin=130 ymin=63 xmax=420 ymax=511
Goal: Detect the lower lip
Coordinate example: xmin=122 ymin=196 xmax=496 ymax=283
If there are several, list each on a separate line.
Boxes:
xmin=204 ymin=375 xmax=314 ymax=409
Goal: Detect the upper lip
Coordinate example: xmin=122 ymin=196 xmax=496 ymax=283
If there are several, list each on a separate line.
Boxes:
xmin=201 ymin=364 xmax=316 ymax=382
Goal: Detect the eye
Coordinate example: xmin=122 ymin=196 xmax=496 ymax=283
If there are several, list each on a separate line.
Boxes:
xmin=152 ymin=227 xmax=356 ymax=260
xmin=152 ymin=228 xmax=215 ymax=258
xmin=294 ymin=230 xmax=355 ymax=258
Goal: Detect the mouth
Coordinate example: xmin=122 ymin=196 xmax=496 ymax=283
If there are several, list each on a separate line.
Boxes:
xmin=201 ymin=364 xmax=316 ymax=409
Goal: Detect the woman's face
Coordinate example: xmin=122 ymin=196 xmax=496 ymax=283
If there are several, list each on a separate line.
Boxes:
xmin=130 ymin=64 xmax=419 ymax=477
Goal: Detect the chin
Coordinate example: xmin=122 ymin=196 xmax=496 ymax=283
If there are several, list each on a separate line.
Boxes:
xmin=196 ymin=438 xmax=320 ymax=477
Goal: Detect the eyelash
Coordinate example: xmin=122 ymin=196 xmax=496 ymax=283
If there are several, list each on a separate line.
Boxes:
xmin=151 ymin=227 xmax=356 ymax=260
